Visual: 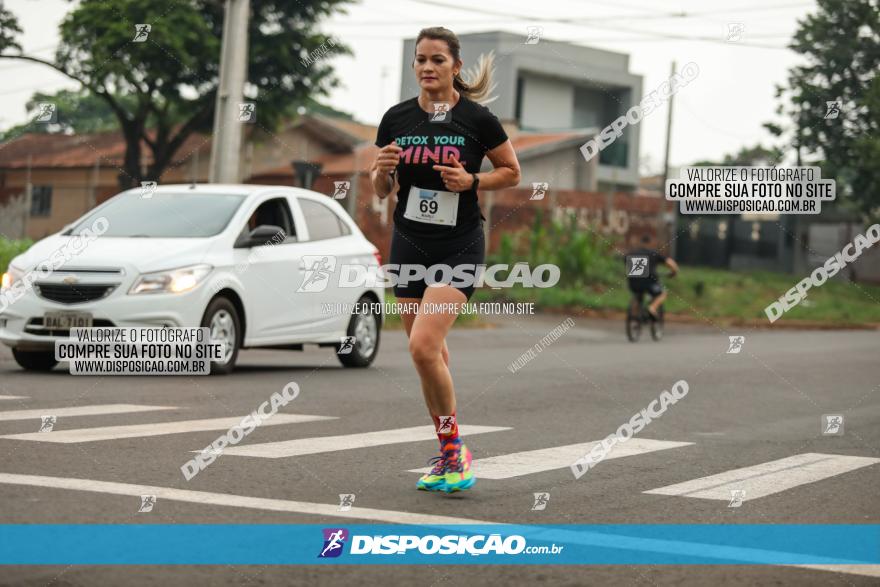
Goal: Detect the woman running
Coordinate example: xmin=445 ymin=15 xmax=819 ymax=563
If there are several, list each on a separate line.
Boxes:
xmin=370 ymin=27 xmax=521 ymax=493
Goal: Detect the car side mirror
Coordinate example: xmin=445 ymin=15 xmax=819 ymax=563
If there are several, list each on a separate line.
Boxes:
xmin=235 ymin=224 xmax=288 ymax=248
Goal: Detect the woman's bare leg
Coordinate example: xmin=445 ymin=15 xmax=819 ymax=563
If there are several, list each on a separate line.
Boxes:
xmin=399 ymin=297 xmax=449 ymax=367
xmin=406 ymin=286 xmax=465 ymax=416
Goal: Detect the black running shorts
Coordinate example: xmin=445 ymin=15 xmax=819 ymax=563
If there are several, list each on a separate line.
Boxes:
xmin=389 ymin=223 xmax=485 ymax=300
xmin=628 ymin=279 xmax=664 ymax=298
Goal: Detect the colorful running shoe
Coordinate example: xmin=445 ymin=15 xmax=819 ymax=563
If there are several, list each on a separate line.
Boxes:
xmin=441 ymin=442 xmax=475 ymax=493
xmin=416 ymin=454 xmax=447 ymax=491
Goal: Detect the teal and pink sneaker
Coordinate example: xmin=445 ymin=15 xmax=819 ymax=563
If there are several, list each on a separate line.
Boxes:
xmin=416 ymin=454 xmax=447 ymax=491
xmin=441 ymin=441 xmax=475 ymax=493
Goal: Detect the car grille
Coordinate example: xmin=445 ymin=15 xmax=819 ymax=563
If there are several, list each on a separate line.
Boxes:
xmin=24 ymin=318 xmax=116 ymax=337
xmin=54 ymin=267 xmax=124 ymax=275
xmin=35 ymin=283 xmax=117 ymax=304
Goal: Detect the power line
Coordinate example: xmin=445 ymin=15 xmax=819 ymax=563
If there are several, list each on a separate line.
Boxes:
xmin=404 ymin=0 xmax=801 ymax=49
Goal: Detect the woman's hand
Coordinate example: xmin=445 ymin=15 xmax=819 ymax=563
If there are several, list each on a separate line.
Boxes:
xmin=371 ymin=142 xmax=402 ymax=198
xmin=432 ymin=154 xmax=473 ymax=192
xmin=374 ymin=142 xmax=402 ymax=175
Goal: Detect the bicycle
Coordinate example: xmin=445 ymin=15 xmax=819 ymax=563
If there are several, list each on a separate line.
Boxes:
xmin=626 ymin=292 xmax=664 ymax=342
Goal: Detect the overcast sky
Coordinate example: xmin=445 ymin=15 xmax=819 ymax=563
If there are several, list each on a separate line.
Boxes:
xmin=0 ymin=0 xmax=815 ymax=173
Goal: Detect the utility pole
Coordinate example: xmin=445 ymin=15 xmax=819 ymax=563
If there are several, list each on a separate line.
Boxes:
xmin=662 ymin=60 xmax=677 ymax=256
xmin=209 ymin=0 xmax=251 ymax=184
xmin=379 ymin=66 xmax=388 ymax=120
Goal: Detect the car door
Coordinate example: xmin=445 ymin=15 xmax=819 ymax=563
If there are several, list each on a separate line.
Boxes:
xmin=288 ymin=195 xmax=365 ymax=336
xmin=233 ymin=194 xmax=315 ymax=343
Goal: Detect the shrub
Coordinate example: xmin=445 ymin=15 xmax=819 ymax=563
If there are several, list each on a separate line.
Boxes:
xmin=0 ymin=239 xmax=32 ymax=273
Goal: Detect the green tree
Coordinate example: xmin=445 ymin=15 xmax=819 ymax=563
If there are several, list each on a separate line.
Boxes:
xmin=0 ymin=0 xmax=351 ymax=189
xmin=0 ymin=89 xmax=124 ymax=141
xmin=767 ymin=0 xmax=880 ymax=222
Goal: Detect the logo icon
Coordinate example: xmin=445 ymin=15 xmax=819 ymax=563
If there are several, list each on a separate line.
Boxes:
xmin=140 ymin=181 xmax=157 ymax=199
xmin=531 ymin=492 xmax=550 ymax=511
xmin=35 ymin=103 xmax=57 ymax=123
xmin=824 ymin=101 xmax=841 ymax=119
xmin=727 ymin=336 xmax=745 ymax=354
xmin=728 ymin=489 xmax=746 ymax=508
xmin=338 ymin=494 xmax=355 ymax=512
xmin=437 ymin=415 xmax=455 ymax=434
xmin=822 ymin=414 xmax=844 ymax=435
xmin=133 ymin=24 xmax=151 ymax=42
xmin=138 ymin=495 xmax=156 ymax=513
xmin=332 ymin=181 xmax=350 ymax=200
xmin=238 ymin=102 xmax=256 ymax=123
xmin=726 ymin=23 xmax=745 ymax=42
xmin=337 ymin=336 xmax=356 ymax=355
xmin=39 ymin=415 xmax=56 ymax=433
xmin=627 ymin=256 xmax=648 ymax=277
xmin=298 ymin=256 xmax=337 ymax=292
xmin=430 ymin=102 xmax=451 ymax=123
xmin=62 ymin=275 xmax=79 ymax=285
xmin=525 ymin=26 xmax=543 ymax=45
xmin=318 ymin=528 xmax=348 ymax=558
xmin=530 ymin=182 xmax=549 ymax=201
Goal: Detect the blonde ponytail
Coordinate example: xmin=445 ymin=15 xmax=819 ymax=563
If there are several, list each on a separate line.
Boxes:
xmin=453 ymin=50 xmax=498 ymax=105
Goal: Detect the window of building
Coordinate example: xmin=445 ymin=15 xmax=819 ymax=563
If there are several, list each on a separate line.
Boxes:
xmin=30 ymin=185 xmax=52 ymax=217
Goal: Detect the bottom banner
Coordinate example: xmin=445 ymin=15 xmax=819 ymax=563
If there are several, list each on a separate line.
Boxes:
xmin=0 ymin=524 xmax=877 ymax=565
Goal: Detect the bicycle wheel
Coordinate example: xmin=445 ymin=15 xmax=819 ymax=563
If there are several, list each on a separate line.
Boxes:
xmin=626 ymin=306 xmax=642 ymax=342
xmin=650 ymin=304 xmax=665 ymax=341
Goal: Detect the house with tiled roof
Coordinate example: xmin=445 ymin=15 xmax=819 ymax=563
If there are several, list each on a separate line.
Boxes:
xmin=0 ymin=115 xmax=378 ymax=240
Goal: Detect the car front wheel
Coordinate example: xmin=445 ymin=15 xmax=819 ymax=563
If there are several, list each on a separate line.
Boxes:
xmin=12 ymin=349 xmax=59 ymax=372
xmin=200 ymin=297 xmax=241 ymax=375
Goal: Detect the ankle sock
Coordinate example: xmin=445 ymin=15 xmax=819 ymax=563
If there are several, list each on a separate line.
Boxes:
xmin=435 ymin=413 xmax=460 ymax=446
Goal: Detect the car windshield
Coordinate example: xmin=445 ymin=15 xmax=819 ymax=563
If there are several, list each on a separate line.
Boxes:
xmin=67 ymin=192 xmax=246 ymax=238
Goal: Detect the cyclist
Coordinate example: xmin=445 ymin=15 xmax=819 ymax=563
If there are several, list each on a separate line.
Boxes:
xmin=370 ymin=27 xmax=521 ymax=493
xmin=626 ymin=234 xmax=679 ymax=319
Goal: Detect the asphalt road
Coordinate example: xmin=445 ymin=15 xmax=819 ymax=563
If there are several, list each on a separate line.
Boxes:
xmin=0 ymin=315 xmax=878 ymax=586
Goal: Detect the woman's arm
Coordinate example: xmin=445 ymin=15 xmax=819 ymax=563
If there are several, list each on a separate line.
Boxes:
xmin=432 ymin=140 xmax=522 ymax=192
xmin=478 ymin=139 xmax=521 ymax=190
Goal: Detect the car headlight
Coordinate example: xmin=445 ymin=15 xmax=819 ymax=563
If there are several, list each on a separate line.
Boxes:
xmin=128 ymin=264 xmax=213 ymax=295
xmin=1 ymin=264 xmax=24 ymax=291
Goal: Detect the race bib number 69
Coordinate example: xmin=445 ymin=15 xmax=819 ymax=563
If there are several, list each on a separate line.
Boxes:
xmin=404 ymin=186 xmax=459 ymax=226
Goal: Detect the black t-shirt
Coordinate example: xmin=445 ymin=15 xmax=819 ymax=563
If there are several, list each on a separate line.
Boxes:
xmin=374 ymin=95 xmax=508 ymax=240
xmin=626 ymin=247 xmax=668 ymax=282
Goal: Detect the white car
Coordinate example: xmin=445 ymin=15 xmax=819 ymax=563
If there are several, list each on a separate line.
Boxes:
xmin=0 ymin=184 xmax=384 ymax=374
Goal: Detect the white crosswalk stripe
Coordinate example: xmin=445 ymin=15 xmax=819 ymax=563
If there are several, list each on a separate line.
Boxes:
xmin=409 ymin=438 xmax=693 ymax=479
xmin=644 ymin=453 xmax=880 ymax=500
xmin=1 ymin=397 xmax=877 ymax=513
xmin=0 ymin=404 xmax=176 ymax=422
xmin=219 ymin=424 xmax=511 ymax=458
xmin=0 ymin=414 xmax=336 ymax=443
